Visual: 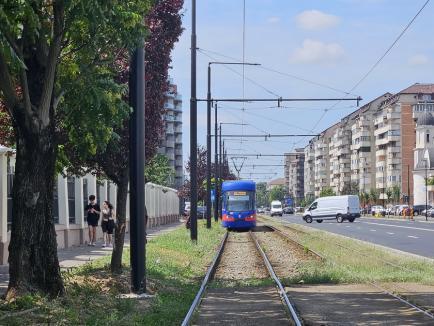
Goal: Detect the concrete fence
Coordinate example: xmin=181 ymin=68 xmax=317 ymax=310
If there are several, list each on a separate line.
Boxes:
xmin=0 ymin=146 xmax=181 ymax=264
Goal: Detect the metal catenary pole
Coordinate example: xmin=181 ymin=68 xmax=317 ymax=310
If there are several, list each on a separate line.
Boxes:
xmin=206 ymin=64 xmax=211 ymax=228
xmin=426 ymin=160 xmax=428 ymax=221
xmin=129 ymin=46 xmax=146 ymax=293
xmin=214 ymin=102 xmax=219 ymax=222
xmin=219 ymin=126 xmax=222 ymax=218
xmin=190 ymin=0 xmax=198 ymax=240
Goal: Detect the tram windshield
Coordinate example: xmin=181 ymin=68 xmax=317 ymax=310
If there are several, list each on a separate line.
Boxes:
xmin=226 ymin=191 xmax=255 ymax=211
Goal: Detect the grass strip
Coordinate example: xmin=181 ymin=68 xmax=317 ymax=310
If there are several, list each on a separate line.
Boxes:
xmin=260 ymin=216 xmax=434 ymax=285
xmin=0 ymin=221 xmax=225 ymax=325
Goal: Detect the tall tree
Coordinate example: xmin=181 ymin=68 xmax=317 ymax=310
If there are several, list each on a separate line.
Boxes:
xmin=320 ymin=187 xmax=336 ymax=197
xmin=256 ymin=182 xmax=269 ymax=207
xmin=268 ymin=185 xmax=286 ymax=202
xmin=61 ymin=0 xmax=184 ymax=274
xmin=0 ymin=1 xmax=148 ymax=298
xmin=145 ymin=154 xmax=176 ymax=187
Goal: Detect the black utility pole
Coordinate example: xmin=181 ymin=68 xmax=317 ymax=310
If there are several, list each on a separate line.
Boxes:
xmin=408 ymin=165 xmax=411 ymax=205
xmin=206 ymin=62 xmax=258 ymax=225
xmin=190 ymin=0 xmax=198 ymax=240
xmin=219 ymin=126 xmax=222 ymax=218
xmin=129 ymin=46 xmax=145 ymax=293
xmin=214 ymin=102 xmax=219 ymax=222
xmin=206 ymin=65 xmax=212 ymax=229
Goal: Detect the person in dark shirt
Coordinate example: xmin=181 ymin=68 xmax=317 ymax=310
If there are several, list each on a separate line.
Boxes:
xmin=85 ymin=195 xmax=100 ymax=246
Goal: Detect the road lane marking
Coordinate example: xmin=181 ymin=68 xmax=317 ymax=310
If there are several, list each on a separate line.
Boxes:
xmin=370 ymin=229 xmax=377 ymax=232
xmin=362 ymin=221 xmax=434 ymax=233
xmin=408 ymin=235 xmax=419 ymax=239
xmin=387 ymin=232 xmax=395 ymax=235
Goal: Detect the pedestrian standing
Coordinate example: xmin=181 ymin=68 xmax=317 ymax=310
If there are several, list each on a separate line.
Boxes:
xmin=101 ymin=201 xmax=115 ymax=248
xmin=85 ymin=195 xmax=101 ymax=246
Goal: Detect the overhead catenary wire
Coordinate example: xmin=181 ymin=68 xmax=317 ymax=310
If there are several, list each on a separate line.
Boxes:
xmin=198 ymin=47 xmax=356 ymax=96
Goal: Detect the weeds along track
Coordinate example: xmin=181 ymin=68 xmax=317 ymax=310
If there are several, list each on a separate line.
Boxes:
xmin=182 ymin=230 xmax=304 ymax=326
xmin=269 ymin=222 xmax=434 ymax=322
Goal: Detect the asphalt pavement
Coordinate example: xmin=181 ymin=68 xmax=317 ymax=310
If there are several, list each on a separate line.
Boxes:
xmin=271 ymin=214 xmax=434 ymax=259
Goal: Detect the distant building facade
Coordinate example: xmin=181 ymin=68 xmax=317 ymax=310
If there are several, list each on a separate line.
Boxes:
xmin=158 ymin=78 xmax=184 ymax=188
xmin=304 ymin=83 xmax=434 ymax=204
xmin=284 ymin=149 xmax=305 ymax=204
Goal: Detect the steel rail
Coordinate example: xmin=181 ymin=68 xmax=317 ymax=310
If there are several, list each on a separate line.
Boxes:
xmin=266 ymin=220 xmax=434 ymax=320
xmin=266 ymin=225 xmax=324 ymax=260
xmin=181 ymin=232 xmax=229 ymax=326
xmin=249 ymin=231 xmax=303 ymax=326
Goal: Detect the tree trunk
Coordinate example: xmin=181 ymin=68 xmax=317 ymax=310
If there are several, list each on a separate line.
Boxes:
xmin=110 ymin=174 xmax=129 ymax=274
xmin=6 ymin=122 xmax=64 ymax=299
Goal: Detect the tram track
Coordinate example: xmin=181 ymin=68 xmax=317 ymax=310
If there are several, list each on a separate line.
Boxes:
xmin=182 ymin=223 xmax=434 ymax=325
xmin=266 ymin=221 xmax=434 ymax=323
xmin=182 ymin=229 xmax=304 ymax=326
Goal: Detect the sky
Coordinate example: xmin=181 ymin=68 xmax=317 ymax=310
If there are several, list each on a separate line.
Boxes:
xmin=170 ymin=0 xmax=434 ymax=182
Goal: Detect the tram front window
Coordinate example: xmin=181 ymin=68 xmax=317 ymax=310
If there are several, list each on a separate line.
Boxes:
xmin=226 ymin=191 xmax=254 ymax=212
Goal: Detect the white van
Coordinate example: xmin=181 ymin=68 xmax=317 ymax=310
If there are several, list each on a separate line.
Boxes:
xmin=303 ymin=195 xmax=360 ymax=223
xmin=270 ymin=200 xmax=283 ymax=217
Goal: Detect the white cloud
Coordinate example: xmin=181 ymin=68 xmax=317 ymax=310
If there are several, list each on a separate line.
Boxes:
xmin=267 ymin=16 xmax=280 ymax=24
xmin=289 ymin=39 xmax=345 ymax=64
xmin=296 ymin=10 xmax=340 ymax=31
xmin=409 ymin=54 xmax=429 ymax=66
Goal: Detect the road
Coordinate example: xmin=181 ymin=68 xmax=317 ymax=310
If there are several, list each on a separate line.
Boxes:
xmin=271 ymin=214 xmax=434 ymax=259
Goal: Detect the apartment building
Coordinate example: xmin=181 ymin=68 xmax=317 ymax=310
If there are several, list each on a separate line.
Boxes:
xmin=373 ymin=84 xmax=434 ymax=204
xmin=158 ymin=79 xmax=184 ymax=188
xmin=304 ymin=142 xmax=315 ymax=199
xmin=350 ymin=94 xmax=392 ymax=194
xmin=284 ymin=149 xmax=305 ymax=204
xmin=313 ymin=124 xmax=338 ymax=197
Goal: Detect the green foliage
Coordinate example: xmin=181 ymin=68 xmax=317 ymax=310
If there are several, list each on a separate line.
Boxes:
xmin=359 ymin=191 xmax=369 ymax=205
xmin=319 ymin=187 xmax=336 ymax=197
xmin=256 ymin=182 xmax=269 ymax=207
xmin=386 ymin=187 xmax=393 ymax=203
xmin=144 ymin=153 xmax=175 ymax=187
xmin=268 ymin=185 xmax=286 ymax=203
xmin=369 ymin=188 xmax=379 ymax=204
xmin=391 ymin=185 xmax=401 ymax=203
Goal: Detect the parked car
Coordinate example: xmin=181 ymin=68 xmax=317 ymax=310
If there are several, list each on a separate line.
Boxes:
xmin=385 ymin=205 xmax=395 ymax=215
xmin=422 ymin=208 xmax=434 ymax=217
xmin=197 ymin=206 xmax=207 ymax=219
xmin=303 ymin=195 xmax=360 ymax=223
xmin=371 ymin=205 xmax=385 ymax=216
xmin=396 ymin=205 xmax=409 ymax=216
xmin=283 ymin=206 xmax=294 ymax=214
xmin=270 ymin=200 xmax=283 ymax=217
xmin=295 ymin=206 xmax=304 ymax=213
xmin=257 ymin=207 xmax=265 ymax=214
xmin=413 ymin=204 xmax=432 ymax=216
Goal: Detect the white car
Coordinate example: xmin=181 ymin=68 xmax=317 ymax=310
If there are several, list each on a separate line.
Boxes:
xmin=396 ymin=205 xmax=409 ymax=216
xmin=371 ymin=205 xmax=385 ymax=216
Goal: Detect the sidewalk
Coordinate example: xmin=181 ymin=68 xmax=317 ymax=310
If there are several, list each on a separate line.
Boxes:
xmin=0 ymin=221 xmax=183 ymax=295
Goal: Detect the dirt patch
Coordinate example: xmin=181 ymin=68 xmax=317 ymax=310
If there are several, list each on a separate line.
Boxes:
xmin=254 ymin=229 xmax=317 ymax=279
xmin=286 ymin=284 xmax=434 ymax=325
xmin=194 ymin=286 xmax=291 ymax=326
xmin=382 ymin=282 xmax=434 ymax=314
xmin=214 ymin=232 xmax=268 ymax=280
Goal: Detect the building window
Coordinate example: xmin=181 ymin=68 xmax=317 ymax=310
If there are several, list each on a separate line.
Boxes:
xmin=67 ymin=177 xmax=76 ymax=224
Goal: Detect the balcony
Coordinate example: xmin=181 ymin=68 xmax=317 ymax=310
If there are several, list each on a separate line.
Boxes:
xmin=387 ymin=146 xmax=400 ymax=154
xmin=175 ymin=125 xmax=182 ymax=134
xmin=175 ymin=148 xmax=183 ymax=156
xmin=388 ymin=157 xmax=401 ymax=165
xmin=175 ymin=159 xmax=183 ymax=167
xmin=376 ymin=137 xmax=389 ymax=146
xmin=175 ymin=135 xmax=182 ymax=143
xmin=165 ymin=124 xmax=174 ymax=135
xmin=166 ymin=140 xmax=175 ymax=148
xmin=376 ymin=149 xmax=386 ymax=157
xmin=376 ymin=160 xmax=386 ymax=168
xmin=386 ymin=111 xmax=400 ymax=120
xmin=164 ymin=101 xmax=175 ymax=110
xmin=174 ymin=94 xmax=182 ymax=102
xmin=413 ymin=102 xmax=434 ymax=119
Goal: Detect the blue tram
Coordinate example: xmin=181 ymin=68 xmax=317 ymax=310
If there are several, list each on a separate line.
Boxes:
xmin=221 ymin=180 xmax=256 ymax=229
